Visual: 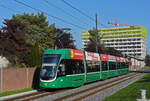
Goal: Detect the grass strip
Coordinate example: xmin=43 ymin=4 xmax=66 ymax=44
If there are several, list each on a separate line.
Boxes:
xmin=142 ymin=66 xmax=150 ymax=70
xmin=103 ymin=73 xmax=150 ymax=101
xmin=0 ymin=88 xmax=34 ymax=97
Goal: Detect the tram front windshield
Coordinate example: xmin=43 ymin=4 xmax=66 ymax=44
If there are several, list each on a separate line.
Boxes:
xmin=40 ymin=54 xmax=61 ymax=80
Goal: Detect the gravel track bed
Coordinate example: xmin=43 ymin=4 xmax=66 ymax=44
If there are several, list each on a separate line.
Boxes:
xmin=82 ymin=73 xmax=145 ymax=101
xmin=33 ymin=73 xmax=136 ymax=101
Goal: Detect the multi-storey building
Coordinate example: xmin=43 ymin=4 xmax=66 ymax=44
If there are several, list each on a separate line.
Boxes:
xmin=81 ymin=26 xmax=147 ymax=60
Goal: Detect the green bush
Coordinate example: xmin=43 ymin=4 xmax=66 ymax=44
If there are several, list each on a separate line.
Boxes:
xmin=28 ymin=41 xmax=41 ymax=67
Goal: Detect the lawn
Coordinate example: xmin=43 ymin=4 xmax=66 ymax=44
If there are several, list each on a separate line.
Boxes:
xmin=0 ymin=88 xmax=33 ymax=97
xmin=103 ymin=73 xmax=150 ymax=101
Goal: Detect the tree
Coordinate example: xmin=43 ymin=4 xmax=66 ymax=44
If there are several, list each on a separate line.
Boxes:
xmin=54 ymin=28 xmax=76 ymax=49
xmin=9 ymin=12 xmax=56 ymax=66
xmin=39 ymin=24 xmax=55 ymax=51
xmin=28 ymin=41 xmax=41 ymax=67
xmin=145 ymin=54 xmax=150 ymax=66
xmin=0 ymin=19 xmax=30 ymax=65
xmin=84 ymin=28 xmax=107 ymax=54
xmin=0 ymin=12 xmax=76 ymax=67
xmin=106 ymin=47 xmax=123 ymax=57
xmin=12 ymin=12 xmax=55 ymax=50
xmin=12 ymin=12 xmax=76 ymax=50
xmin=84 ymin=28 xmax=123 ymax=56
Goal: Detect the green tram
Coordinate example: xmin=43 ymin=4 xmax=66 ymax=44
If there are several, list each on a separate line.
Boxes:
xmin=40 ymin=48 xmax=129 ymax=88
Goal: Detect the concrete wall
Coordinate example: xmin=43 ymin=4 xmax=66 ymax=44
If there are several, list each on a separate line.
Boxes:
xmin=0 ymin=68 xmax=39 ymax=93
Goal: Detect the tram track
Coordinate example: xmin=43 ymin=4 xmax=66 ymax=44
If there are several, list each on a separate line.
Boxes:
xmin=3 ymin=73 xmax=143 ymax=101
xmin=54 ymin=73 xmax=143 ymax=101
xmin=73 ymin=73 xmax=142 ymax=101
xmin=4 ymin=91 xmax=46 ymax=101
xmin=4 ymin=89 xmax=69 ymax=101
xmin=22 ymin=89 xmax=70 ymax=101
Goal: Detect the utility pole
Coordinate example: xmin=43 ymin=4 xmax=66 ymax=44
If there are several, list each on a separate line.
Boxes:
xmin=95 ymin=13 xmax=98 ymax=53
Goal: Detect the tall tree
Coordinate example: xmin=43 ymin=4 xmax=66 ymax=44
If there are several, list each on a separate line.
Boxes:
xmin=0 ymin=19 xmax=29 ymax=65
xmin=39 ymin=24 xmax=55 ymax=51
xmin=84 ymin=28 xmax=107 ymax=53
xmin=145 ymin=54 xmax=150 ymax=66
xmin=0 ymin=12 xmax=77 ymax=67
xmin=54 ymin=28 xmax=76 ymax=49
xmin=84 ymin=28 xmax=123 ymax=56
xmin=12 ymin=12 xmax=76 ymax=51
xmin=106 ymin=47 xmax=123 ymax=57
xmin=28 ymin=41 xmax=41 ymax=67
xmin=12 ymin=12 xmax=55 ymax=50
xmin=9 ymin=12 xmax=56 ymax=66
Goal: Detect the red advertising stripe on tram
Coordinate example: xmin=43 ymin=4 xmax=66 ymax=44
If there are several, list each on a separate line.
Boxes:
xmin=108 ymin=55 xmax=116 ymax=61
xmin=85 ymin=52 xmax=100 ymax=61
xmin=121 ymin=58 xmax=125 ymax=62
xmin=116 ymin=57 xmax=120 ymax=62
xmin=126 ymin=58 xmax=129 ymax=62
xmin=100 ymin=54 xmax=107 ymax=61
xmin=69 ymin=49 xmax=84 ymax=60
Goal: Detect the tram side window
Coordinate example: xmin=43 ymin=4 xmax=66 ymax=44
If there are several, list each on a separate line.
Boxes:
xmin=109 ymin=62 xmax=116 ymax=70
xmin=125 ymin=63 xmax=129 ymax=68
xmin=57 ymin=64 xmax=66 ymax=76
xmin=123 ymin=63 xmax=126 ymax=68
xmin=121 ymin=62 xmax=126 ymax=69
xmin=58 ymin=59 xmax=84 ymax=76
xmin=102 ymin=61 xmax=108 ymax=71
xmin=86 ymin=61 xmax=100 ymax=73
xmin=120 ymin=62 xmax=123 ymax=69
xmin=117 ymin=62 xmax=121 ymax=69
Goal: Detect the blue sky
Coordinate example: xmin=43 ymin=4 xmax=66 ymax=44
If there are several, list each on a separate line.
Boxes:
xmin=0 ymin=0 xmax=149 ymax=54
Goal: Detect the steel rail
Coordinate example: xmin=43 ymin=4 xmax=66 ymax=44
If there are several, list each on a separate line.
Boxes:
xmin=4 ymin=73 xmax=142 ymax=101
xmin=54 ymin=73 xmax=142 ymax=101
xmin=73 ymin=73 xmax=142 ymax=101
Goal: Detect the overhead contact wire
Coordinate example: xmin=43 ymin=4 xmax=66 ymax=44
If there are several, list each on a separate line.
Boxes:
xmin=43 ymin=0 xmax=92 ymax=27
xmin=14 ymin=0 xmax=86 ymax=29
xmin=60 ymin=0 xmax=109 ymax=28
